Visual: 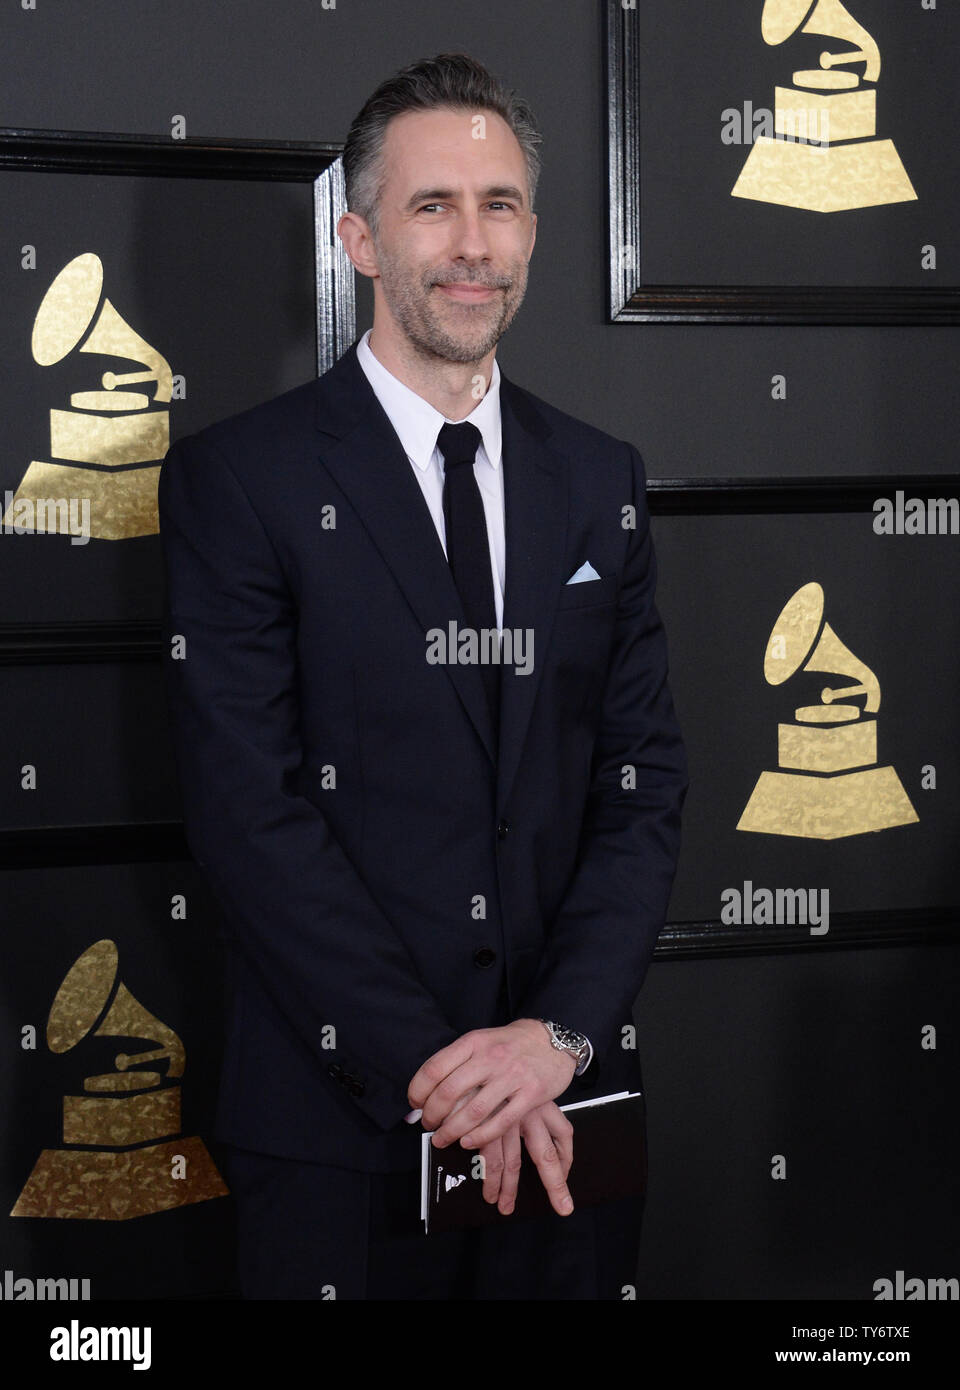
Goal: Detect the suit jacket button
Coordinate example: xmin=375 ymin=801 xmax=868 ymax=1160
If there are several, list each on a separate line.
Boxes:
xmin=349 ymin=1079 xmax=366 ymax=1097
xmin=473 ymin=947 xmax=497 ymax=969
xmin=327 ymin=1062 xmax=344 ymax=1080
xmin=496 ymin=819 xmax=509 ymax=839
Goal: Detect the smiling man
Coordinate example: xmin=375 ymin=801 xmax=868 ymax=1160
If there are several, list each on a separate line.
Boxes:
xmin=159 ymin=53 xmax=687 ymax=1301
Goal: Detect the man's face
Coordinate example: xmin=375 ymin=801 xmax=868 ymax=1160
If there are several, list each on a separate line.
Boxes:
xmin=368 ymin=106 xmax=537 ymax=365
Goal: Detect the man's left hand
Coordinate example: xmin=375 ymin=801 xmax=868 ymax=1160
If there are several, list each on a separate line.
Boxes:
xmin=407 ymin=1018 xmax=577 ymax=1149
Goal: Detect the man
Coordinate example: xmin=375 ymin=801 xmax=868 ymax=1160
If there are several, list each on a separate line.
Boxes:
xmin=158 ymin=52 xmax=688 ymax=1300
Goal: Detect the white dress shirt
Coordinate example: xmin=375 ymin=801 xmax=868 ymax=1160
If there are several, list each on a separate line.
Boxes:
xmin=356 ymin=327 xmax=505 ymax=632
xmin=355 ymin=328 xmax=593 ymax=1080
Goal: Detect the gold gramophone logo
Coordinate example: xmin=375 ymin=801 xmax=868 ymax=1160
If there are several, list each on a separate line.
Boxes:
xmin=732 ymin=0 xmax=917 ymax=212
xmin=1 ymin=252 xmax=173 ymax=540
xmin=738 ymin=581 xmax=918 ymax=839
xmin=12 ymin=939 xmax=227 ymax=1220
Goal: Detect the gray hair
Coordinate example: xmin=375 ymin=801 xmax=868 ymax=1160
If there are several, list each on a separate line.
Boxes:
xmin=342 ymin=52 xmax=542 ymax=239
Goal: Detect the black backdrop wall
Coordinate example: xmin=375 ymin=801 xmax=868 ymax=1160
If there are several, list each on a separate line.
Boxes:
xmin=0 ymin=0 xmax=956 ymax=1301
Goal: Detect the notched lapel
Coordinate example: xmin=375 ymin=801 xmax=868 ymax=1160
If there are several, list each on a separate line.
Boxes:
xmin=313 ymin=345 xmax=497 ymax=764
xmin=312 ymin=345 xmax=569 ymax=808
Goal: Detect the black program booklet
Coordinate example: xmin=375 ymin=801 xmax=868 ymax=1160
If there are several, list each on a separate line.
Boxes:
xmin=421 ymin=1091 xmax=646 ymax=1233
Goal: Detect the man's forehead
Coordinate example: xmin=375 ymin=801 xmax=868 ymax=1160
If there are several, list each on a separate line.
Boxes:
xmin=382 ymin=106 xmax=523 ymax=169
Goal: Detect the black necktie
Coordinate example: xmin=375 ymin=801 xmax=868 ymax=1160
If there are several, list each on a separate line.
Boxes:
xmin=437 ymin=421 xmax=501 ymax=742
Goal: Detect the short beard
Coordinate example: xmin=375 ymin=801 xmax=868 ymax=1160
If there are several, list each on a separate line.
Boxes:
xmin=374 ymin=241 xmax=528 ymax=367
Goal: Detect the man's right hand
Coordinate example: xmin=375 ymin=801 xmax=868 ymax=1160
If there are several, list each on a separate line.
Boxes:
xmin=478 ymin=1100 xmax=574 ymax=1217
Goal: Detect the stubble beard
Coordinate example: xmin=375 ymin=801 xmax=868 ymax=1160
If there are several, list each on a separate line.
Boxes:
xmin=373 ymin=237 xmax=529 ymax=367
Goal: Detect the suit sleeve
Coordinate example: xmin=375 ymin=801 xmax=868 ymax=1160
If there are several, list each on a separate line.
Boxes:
xmin=158 ymin=431 xmax=461 ymax=1132
xmin=514 ymin=441 xmax=688 ymax=1083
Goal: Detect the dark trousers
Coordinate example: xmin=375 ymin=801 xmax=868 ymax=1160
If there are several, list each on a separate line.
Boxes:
xmin=222 ymin=1144 xmax=643 ymax=1300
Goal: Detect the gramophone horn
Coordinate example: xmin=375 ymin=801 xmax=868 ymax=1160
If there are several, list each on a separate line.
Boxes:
xmin=760 ymin=0 xmax=880 ymax=80
xmin=31 ymin=250 xmax=173 ymax=401
xmin=763 ymin=581 xmax=826 ymax=684
xmin=762 ymin=0 xmax=817 ymax=45
xmin=46 ymin=938 xmax=118 ymax=1053
xmin=763 ymin=580 xmax=880 ymax=712
xmin=31 ymin=253 xmax=104 ymax=367
xmin=45 ymin=937 xmax=185 ymax=1078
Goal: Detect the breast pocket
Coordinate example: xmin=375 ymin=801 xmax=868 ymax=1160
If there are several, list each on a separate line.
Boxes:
xmin=549 ymin=573 xmax=619 ymax=723
xmin=554 ymin=573 xmax=619 ymax=612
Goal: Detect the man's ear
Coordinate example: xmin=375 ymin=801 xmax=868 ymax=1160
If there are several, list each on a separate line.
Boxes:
xmin=337 ymin=212 xmax=380 ymax=280
xmin=527 ymin=211 xmax=538 ymax=260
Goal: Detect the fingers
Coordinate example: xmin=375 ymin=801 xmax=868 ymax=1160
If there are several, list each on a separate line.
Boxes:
xmin=448 ymin=1084 xmax=483 ymax=1117
xmin=407 ymin=1034 xmax=478 ymax=1110
xmin=475 ymin=1106 xmax=573 ymax=1219
xmin=541 ymin=1101 xmax=574 ymax=1182
xmin=410 ymin=1023 xmax=576 ymax=1145
xmin=479 ymin=1137 xmax=504 ymax=1206
xmin=435 ymin=1085 xmax=483 ymax=1138
xmin=430 ymin=1078 xmax=517 ymax=1149
xmin=446 ymin=1086 xmax=537 ymax=1150
xmin=497 ymin=1124 xmax=523 ymax=1215
xmin=419 ymin=1055 xmax=501 ymax=1134
xmin=521 ymin=1106 xmax=575 ymax=1216
xmin=477 ymin=1126 xmax=522 ymax=1215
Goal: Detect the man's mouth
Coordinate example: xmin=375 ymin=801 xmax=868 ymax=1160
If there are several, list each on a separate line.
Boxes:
xmin=436 ymin=283 xmax=500 ymax=302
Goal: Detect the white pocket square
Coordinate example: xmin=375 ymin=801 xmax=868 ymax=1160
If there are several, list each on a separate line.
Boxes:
xmin=566 ymin=561 xmax=601 ymax=585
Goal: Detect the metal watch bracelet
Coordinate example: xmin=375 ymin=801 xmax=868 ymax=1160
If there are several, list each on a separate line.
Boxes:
xmin=538 ymin=1019 xmax=590 ymax=1075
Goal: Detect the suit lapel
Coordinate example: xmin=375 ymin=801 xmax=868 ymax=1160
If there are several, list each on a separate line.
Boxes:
xmin=313 ymin=342 xmax=568 ymax=816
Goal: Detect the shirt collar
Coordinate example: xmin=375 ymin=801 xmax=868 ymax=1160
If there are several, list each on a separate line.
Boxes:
xmin=356 ymin=327 xmax=502 ymax=472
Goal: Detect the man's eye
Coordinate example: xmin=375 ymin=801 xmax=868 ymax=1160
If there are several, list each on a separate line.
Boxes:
xmin=417 ymin=203 xmax=516 ymax=213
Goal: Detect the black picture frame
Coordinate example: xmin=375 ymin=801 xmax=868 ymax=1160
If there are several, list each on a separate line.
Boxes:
xmin=0 ymin=125 xmax=353 ymax=661
xmin=606 ymin=0 xmax=960 ymax=325
xmin=0 ymin=127 xmax=356 ymax=873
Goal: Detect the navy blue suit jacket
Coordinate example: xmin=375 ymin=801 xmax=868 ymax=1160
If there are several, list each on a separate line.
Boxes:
xmin=158 ymin=340 xmax=688 ymax=1172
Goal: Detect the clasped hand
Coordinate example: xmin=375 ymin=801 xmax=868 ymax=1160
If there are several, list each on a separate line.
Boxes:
xmin=407 ymin=1018 xmax=577 ymax=1217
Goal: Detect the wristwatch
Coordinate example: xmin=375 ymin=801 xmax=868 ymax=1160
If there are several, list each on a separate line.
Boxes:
xmin=538 ymin=1019 xmax=591 ymax=1076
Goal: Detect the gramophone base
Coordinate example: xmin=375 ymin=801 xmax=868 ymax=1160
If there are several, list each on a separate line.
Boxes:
xmin=10 ymin=1135 xmax=228 ymax=1221
xmin=732 ymin=136 xmax=917 ymax=212
xmin=737 ymin=765 xmax=919 ymax=839
xmin=1 ymin=459 xmax=160 ymax=539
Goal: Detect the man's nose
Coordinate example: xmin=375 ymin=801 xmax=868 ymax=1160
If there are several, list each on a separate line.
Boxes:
xmin=447 ymin=209 xmax=491 ymax=261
